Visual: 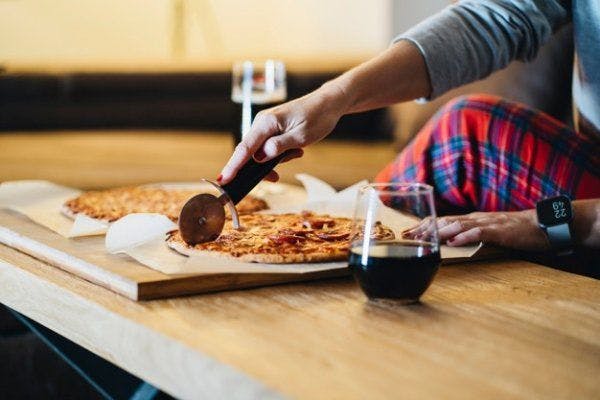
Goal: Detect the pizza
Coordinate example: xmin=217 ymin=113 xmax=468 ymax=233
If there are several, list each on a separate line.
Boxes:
xmin=63 ymin=186 xmax=268 ymax=223
xmin=166 ymin=211 xmax=395 ymax=264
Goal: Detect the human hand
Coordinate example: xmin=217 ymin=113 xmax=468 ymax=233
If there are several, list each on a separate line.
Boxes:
xmin=403 ymin=210 xmax=550 ymax=252
xmin=219 ymin=82 xmax=350 ymax=183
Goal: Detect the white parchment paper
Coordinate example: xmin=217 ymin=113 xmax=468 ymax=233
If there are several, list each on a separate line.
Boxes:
xmin=0 ymin=180 xmax=109 ymax=238
xmin=105 ymin=175 xmax=481 ymax=275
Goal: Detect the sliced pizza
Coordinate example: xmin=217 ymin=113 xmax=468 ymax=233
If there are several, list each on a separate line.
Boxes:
xmin=167 ymin=211 xmax=395 ymax=264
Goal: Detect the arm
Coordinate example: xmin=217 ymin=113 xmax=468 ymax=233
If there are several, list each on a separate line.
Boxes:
xmin=319 ymin=0 xmax=571 ymax=113
xmin=219 ymin=0 xmax=571 ymax=183
xmin=328 ymin=40 xmax=431 ymax=114
xmin=424 ymin=199 xmax=600 ymax=251
xmin=219 ymin=41 xmax=430 ymax=183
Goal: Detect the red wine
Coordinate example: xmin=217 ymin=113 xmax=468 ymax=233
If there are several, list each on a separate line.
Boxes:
xmin=349 ymin=241 xmax=440 ymax=301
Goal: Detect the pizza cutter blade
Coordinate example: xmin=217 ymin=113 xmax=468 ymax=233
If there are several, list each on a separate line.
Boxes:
xmin=178 ymin=149 xmax=294 ymax=245
xmin=178 ymin=184 xmax=236 ymax=245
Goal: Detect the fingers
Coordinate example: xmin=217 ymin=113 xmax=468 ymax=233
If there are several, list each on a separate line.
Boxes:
xmin=220 ymin=142 xmax=252 ymax=184
xmin=402 ymin=215 xmax=465 ymax=241
xmin=438 ymin=214 xmax=499 ymax=246
xmin=438 ymin=220 xmax=479 ymax=241
xmin=402 ymin=214 xmax=487 ymax=245
xmin=401 ymin=217 xmax=435 ymax=240
xmin=263 ymin=170 xmax=280 ymax=182
xmin=446 ymin=227 xmax=485 ymax=246
xmin=402 ymin=210 xmax=545 ymax=250
xmin=435 ymin=216 xmax=461 ymax=229
xmin=280 ymin=148 xmax=304 ymax=163
xmin=220 ymin=112 xmax=279 ymax=184
xmin=260 ymin=149 xmax=303 ymax=183
xmin=401 ymin=212 xmax=499 ymax=247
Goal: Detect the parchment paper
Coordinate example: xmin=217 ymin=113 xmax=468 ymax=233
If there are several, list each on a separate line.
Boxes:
xmin=276 ymin=174 xmax=482 ymax=259
xmin=105 ymin=175 xmax=481 ymax=275
xmin=105 ymin=213 xmax=346 ymax=275
xmin=0 ymin=180 xmax=108 ymax=238
xmin=0 ymin=180 xmax=302 ymax=239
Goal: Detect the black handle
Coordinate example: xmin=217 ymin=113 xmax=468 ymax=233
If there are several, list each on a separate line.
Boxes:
xmin=221 ymin=149 xmax=294 ymax=204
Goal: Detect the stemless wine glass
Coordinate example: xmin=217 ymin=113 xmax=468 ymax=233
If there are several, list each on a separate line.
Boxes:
xmin=349 ymin=183 xmax=441 ymax=303
xmin=231 ymin=60 xmax=287 ymax=147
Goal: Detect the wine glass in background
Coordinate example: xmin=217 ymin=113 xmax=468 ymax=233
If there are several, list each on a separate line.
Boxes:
xmin=349 ymin=183 xmax=441 ymax=304
xmin=231 ymin=60 xmax=287 ymax=148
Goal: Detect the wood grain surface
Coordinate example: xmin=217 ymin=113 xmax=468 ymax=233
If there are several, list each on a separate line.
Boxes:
xmin=1 ymin=242 xmax=599 ymax=399
xmin=2 ymin=130 xmax=599 ymax=399
xmin=0 ymin=131 xmax=398 ymax=190
xmin=0 ymin=184 xmax=348 ymax=300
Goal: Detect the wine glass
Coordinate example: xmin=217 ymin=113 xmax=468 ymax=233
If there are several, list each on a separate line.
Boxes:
xmin=349 ymin=183 xmax=441 ymax=303
xmin=231 ymin=60 xmax=287 ymax=147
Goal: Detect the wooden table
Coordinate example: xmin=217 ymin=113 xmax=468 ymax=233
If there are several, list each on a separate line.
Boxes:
xmin=1 ymin=242 xmax=599 ymax=399
xmin=0 ymin=131 xmax=399 ymax=190
xmin=2 ymin=130 xmax=599 ymax=398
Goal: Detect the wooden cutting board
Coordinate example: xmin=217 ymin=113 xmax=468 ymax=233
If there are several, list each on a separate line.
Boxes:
xmin=0 ymin=184 xmax=350 ymax=301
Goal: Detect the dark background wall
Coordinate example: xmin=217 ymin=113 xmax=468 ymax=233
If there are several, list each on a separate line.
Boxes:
xmin=0 ymin=71 xmax=394 ymax=141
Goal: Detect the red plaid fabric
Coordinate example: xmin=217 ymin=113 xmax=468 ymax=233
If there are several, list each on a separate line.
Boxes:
xmin=376 ymin=94 xmax=600 ymax=214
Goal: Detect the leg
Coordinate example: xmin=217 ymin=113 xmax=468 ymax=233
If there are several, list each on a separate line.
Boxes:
xmin=377 ymin=94 xmax=600 ymax=214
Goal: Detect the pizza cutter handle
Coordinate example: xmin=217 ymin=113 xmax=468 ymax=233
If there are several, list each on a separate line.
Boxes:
xmin=221 ymin=149 xmax=294 ymax=205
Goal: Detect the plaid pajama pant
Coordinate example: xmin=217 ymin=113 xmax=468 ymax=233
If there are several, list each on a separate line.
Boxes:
xmin=376 ymin=94 xmax=600 ymax=214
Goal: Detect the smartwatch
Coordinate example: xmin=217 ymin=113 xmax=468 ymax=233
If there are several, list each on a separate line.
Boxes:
xmin=536 ymin=195 xmax=574 ymax=255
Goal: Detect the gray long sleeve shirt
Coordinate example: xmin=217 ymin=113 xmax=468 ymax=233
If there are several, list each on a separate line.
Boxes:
xmin=397 ymin=0 xmax=600 ymax=138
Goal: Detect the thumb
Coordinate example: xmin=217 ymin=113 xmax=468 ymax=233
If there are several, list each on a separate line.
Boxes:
xmin=261 ymin=132 xmax=304 ymax=160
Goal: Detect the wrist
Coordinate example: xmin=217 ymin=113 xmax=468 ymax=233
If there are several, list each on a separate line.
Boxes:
xmin=319 ymin=77 xmax=356 ymax=116
xmin=523 ymin=209 xmax=551 ymax=251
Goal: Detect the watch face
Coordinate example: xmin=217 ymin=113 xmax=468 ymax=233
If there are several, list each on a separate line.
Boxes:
xmin=536 ymin=195 xmax=572 ymax=227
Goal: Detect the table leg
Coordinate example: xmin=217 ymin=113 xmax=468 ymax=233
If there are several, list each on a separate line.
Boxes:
xmin=7 ymin=307 xmax=173 ymax=400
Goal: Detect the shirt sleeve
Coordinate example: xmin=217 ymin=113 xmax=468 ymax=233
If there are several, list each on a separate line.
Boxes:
xmin=395 ymin=0 xmax=572 ymax=99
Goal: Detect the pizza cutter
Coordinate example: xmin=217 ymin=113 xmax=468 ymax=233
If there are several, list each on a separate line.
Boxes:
xmin=178 ymin=149 xmax=294 ymax=245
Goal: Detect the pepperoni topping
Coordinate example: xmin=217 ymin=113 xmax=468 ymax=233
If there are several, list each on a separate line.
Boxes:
xmin=303 ymin=218 xmax=335 ymax=229
xmin=268 ymin=234 xmax=306 ymax=245
xmin=315 ymin=232 xmax=349 ymax=241
xmin=278 ymin=228 xmax=312 ymax=237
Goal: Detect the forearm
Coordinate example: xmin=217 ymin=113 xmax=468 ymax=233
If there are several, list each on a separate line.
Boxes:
xmin=572 ymin=199 xmax=600 ymax=249
xmin=319 ymin=40 xmax=431 ymax=115
xmin=336 ymin=41 xmax=431 ymax=114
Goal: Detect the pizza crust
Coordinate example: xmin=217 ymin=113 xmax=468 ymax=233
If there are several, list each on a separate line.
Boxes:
xmin=166 ymin=212 xmax=395 ymax=264
xmin=167 ymin=233 xmax=348 ymax=263
xmin=60 ymin=204 xmax=113 ymax=223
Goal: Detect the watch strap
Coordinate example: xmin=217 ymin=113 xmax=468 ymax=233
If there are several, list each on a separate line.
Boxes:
xmin=546 ymin=224 xmax=573 ymax=256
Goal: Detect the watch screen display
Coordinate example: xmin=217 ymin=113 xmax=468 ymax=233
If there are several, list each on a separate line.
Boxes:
xmin=536 ymin=195 xmax=572 ymax=226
